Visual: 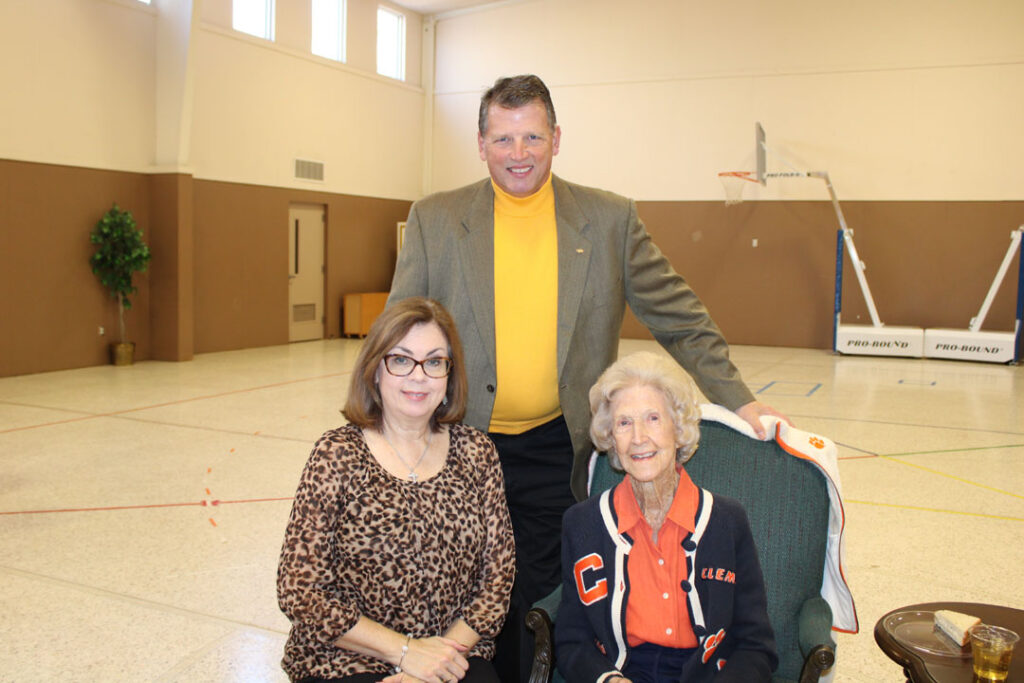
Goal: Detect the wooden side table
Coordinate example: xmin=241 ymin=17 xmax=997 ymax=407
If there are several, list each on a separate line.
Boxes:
xmin=874 ymin=601 xmax=1024 ymax=682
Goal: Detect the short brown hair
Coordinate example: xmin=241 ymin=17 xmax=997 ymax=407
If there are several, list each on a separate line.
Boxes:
xmin=478 ymin=74 xmax=557 ymax=135
xmin=589 ymin=352 xmax=702 ymax=470
xmin=343 ymin=297 xmax=467 ymax=432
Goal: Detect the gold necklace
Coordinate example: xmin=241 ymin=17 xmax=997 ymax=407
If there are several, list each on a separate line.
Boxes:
xmin=381 ymin=430 xmax=433 ymax=482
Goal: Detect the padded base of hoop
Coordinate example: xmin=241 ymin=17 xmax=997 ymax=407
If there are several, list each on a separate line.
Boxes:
xmin=835 ymin=324 xmax=924 ymax=357
xmin=923 ymin=328 xmax=1018 ymax=363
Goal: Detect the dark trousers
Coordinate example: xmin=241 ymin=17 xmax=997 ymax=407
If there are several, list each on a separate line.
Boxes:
xmin=488 ymin=415 xmax=577 ymax=683
xmin=621 ymin=643 xmax=696 ymax=683
xmin=299 ymin=657 xmax=499 ymax=683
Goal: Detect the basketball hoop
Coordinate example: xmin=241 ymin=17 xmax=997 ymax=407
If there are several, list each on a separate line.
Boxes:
xmin=718 ymin=171 xmax=759 ymax=205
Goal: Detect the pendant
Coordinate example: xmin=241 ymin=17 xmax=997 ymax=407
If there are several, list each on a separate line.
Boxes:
xmin=408 ymin=471 xmax=418 ymax=482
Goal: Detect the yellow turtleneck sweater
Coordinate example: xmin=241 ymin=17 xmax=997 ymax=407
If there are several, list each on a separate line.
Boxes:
xmin=488 ymin=175 xmax=561 ymax=434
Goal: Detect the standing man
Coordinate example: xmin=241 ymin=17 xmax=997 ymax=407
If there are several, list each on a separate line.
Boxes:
xmin=387 ymin=74 xmax=787 ymax=680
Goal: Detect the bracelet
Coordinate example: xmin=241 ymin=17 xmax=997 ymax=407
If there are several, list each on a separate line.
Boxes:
xmin=394 ymin=634 xmax=412 ymax=673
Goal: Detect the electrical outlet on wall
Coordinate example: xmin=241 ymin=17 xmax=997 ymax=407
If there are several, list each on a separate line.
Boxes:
xmin=98 ymin=326 xmax=105 ymax=336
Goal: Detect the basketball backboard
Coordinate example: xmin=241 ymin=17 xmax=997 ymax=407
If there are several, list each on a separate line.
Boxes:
xmin=756 ymin=122 xmax=766 ymax=185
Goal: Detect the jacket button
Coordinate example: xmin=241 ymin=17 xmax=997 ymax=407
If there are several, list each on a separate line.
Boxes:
xmin=682 ymin=539 xmax=696 ymax=551
xmin=679 ymin=580 xmax=692 ymax=592
xmin=486 ymin=384 xmax=495 ymax=392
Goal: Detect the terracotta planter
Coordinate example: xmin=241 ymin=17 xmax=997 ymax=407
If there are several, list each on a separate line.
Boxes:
xmin=110 ymin=342 xmax=135 ymax=366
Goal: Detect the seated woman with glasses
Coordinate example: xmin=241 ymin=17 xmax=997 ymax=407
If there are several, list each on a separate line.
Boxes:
xmin=278 ymin=297 xmax=515 ymax=683
xmin=555 ymin=352 xmax=777 ymax=683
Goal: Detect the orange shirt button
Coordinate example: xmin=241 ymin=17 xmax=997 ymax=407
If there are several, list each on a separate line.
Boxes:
xmin=662 ymin=592 xmax=669 ymax=599
xmin=658 ymin=558 xmax=665 ymax=566
xmin=666 ymin=628 xmax=673 ymax=635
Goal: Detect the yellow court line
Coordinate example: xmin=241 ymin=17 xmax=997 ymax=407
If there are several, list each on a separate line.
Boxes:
xmin=846 ymin=499 xmax=1024 ymax=522
xmin=878 ymin=455 xmax=1024 ymax=501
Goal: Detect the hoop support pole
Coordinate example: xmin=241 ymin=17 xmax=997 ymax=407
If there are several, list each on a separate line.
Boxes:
xmin=761 ymin=166 xmax=884 ymax=327
xmin=1014 ymin=225 xmax=1023 ymax=363
xmin=833 ymin=228 xmax=844 ymax=352
xmin=816 ymin=171 xmax=883 ymax=327
xmin=969 ymin=227 xmax=1024 ymax=333
xmin=1011 ymin=225 xmax=1019 ymax=362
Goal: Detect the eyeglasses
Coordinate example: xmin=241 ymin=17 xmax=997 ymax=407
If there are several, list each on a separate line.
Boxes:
xmin=383 ymin=354 xmax=452 ymax=378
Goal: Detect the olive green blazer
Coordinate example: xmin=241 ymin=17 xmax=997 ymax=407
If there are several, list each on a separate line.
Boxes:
xmin=388 ymin=175 xmax=753 ymax=500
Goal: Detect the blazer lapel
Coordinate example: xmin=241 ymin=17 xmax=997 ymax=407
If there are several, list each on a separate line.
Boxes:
xmin=553 ymin=176 xmax=592 ymax=375
xmin=457 ymin=182 xmax=497 ymax=369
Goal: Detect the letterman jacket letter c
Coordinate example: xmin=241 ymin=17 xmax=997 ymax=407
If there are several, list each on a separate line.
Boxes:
xmin=573 ymin=553 xmax=608 ymax=605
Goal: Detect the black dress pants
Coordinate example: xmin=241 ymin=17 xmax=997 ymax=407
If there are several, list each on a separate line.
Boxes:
xmin=488 ymin=415 xmax=577 ymax=683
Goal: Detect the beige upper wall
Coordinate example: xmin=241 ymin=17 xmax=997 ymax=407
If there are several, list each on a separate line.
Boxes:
xmin=3 ymin=0 xmax=1020 ymax=202
xmin=0 ymin=0 xmax=157 ymax=171
xmin=192 ymin=0 xmax=425 ymax=198
xmin=190 ymin=25 xmax=424 ymax=198
xmin=200 ymin=0 xmax=422 ymax=87
xmin=1 ymin=0 xmax=425 ymax=200
xmin=430 ymin=0 xmax=1024 ymax=200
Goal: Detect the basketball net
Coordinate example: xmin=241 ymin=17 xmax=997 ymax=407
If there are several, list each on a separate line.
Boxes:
xmin=718 ymin=171 xmax=759 ymax=205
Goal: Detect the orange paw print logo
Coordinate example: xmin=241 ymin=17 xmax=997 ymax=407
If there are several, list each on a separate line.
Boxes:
xmin=702 ymin=628 xmax=725 ymax=664
xmin=809 ymin=437 xmax=825 ymax=449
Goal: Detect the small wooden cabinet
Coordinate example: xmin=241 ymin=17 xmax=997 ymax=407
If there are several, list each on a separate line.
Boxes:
xmin=342 ymin=292 xmax=389 ymax=337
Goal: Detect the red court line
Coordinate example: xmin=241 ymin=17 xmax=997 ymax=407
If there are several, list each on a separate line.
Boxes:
xmin=217 ymin=497 xmax=295 ymax=505
xmin=0 ymin=372 xmax=348 ymax=435
xmin=0 ymin=497 xmax=294 ymax=517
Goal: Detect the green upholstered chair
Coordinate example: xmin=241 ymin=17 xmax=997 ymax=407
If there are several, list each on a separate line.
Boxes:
xmin=526 ymin=408 xmax=854 ymax=683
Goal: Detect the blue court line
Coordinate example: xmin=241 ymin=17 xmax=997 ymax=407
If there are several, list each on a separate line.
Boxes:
xmin=755 ymin=381 xmax=822 ymax=397
xmin=784 ymin=413 xmax=1024 ymax=439
xmin=898 ymin=379 xmax=937 ymax=386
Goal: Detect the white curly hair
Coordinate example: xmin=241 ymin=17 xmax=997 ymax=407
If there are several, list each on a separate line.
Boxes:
xmin=588 ymin=352 xmax=702 ymax=471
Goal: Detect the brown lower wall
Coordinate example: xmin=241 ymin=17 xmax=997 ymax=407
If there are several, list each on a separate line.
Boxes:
xmin=0 ymin=159 xmax=411 ymax=376
xmin=626 ymin=199 xmax=1024 ymax=352
xmin=0 ymin=160 xmax=153 ymax=376
xmin=1 ymin=157 xmax=1020 ymax=376
xmin=192 ymin=179 xmax=411 ymax=354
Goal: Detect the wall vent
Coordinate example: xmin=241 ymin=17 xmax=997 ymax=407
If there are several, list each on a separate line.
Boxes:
xmin=295 ymin=159 xmax=325 ymax=181
xmin=292 ymin=303 xmax=317 ymax=322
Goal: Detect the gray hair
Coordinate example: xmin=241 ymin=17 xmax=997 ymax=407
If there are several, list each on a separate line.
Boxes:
xmin=589 ymin=352 xmax=702 ymax=471
xmin=478 ymin=74 xmax=557 ymax=135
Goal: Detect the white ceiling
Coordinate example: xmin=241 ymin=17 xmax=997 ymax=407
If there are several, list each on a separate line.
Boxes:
xmin=392 ymin=0 xmax=497 ymax=16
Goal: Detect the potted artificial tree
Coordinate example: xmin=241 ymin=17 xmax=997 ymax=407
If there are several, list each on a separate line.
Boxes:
xmin=90 ymin=203 xmax=152 ymax=366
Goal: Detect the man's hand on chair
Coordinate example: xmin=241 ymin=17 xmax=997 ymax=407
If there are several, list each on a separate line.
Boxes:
xmin=735 ymin=401 xmax=791 ymax=440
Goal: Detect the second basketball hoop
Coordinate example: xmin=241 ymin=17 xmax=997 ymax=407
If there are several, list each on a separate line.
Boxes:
xmin=717 ymin=171 xmax=759 ymax=205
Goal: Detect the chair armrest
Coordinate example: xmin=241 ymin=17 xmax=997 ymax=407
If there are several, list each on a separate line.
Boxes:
xmin=526 ymin=607 xmax=554 ymax=683
xmin=797 ymin=596 xmax=836 ymax=682
xmin=798 ymin=645 xmax=835 ymax=683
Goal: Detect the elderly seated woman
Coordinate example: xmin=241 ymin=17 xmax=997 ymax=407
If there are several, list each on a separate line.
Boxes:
xmin=554 ymin=352 xmax=778 ymax=683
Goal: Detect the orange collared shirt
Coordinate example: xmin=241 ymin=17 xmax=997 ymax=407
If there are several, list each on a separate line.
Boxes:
xmin=614 ymin=467 xmax=701 ymax=649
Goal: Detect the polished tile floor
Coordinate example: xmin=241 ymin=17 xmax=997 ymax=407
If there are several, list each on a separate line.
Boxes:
xmin=1 ymin=338 xmax=1021 ymax=682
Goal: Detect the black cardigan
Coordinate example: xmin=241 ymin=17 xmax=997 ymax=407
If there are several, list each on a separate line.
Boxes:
xmin=554 ymin=484 xmax=778 ymax=682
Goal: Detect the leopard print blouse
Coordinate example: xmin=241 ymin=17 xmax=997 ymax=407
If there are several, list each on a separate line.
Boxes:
xmin=277 ymin=422 xmax=515 ymax=680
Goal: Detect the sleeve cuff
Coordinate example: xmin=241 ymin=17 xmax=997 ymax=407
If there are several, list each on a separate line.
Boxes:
xmin=309 ymin=601 xmax=360 ymax=645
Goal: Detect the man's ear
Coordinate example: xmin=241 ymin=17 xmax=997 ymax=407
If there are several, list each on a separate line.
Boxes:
xmin=552 ymin=125 xmax=562 ymax=156
xmin=478 ymin=131 xmax=486 ymax=161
